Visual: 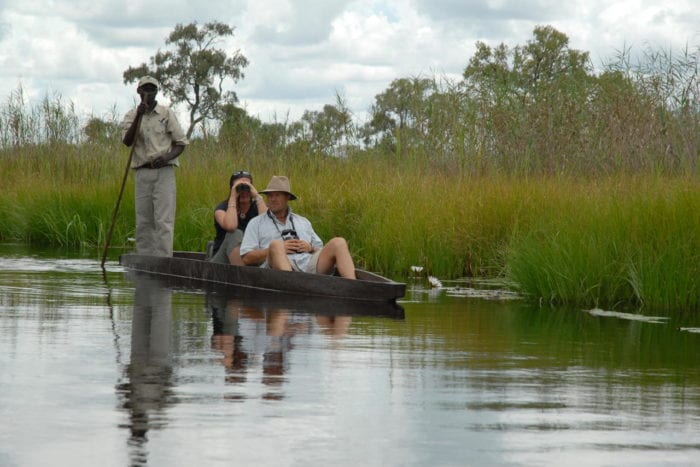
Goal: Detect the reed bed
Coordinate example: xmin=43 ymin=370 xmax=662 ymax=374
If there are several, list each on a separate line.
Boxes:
xmin=1 ymin=37 xmax=698 ymax=311
xmin=506 ymin=176 xmax=700 ymax=311
xmin=2 ymin=141 xmax=698 ymax=311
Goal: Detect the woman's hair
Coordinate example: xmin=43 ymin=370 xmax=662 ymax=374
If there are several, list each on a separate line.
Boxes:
xmin=229 ymin=170 xmax=253 ymax=188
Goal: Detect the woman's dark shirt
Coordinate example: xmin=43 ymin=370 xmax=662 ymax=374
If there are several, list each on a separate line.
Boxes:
xmin=212 ymin=200 xmax=259 ymax=254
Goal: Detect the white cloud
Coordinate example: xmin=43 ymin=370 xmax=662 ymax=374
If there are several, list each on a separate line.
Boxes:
xmin=0 ymin=0 xmax=697 ymax=127
xmin=247 ymin=0 xmax=349 ymax=45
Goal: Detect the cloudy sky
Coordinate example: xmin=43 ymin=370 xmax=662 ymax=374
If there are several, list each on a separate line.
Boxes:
xmin=1 ymin=0 xmax=697 ymax=126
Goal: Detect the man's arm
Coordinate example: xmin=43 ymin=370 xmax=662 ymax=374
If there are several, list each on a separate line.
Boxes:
xmin=303 ymin=218 xmax=324 ymax=250
xmin=122 ymin=94 xmax=148 ymax=146
xmin=121 ymin=107 xmax=144 ymax=147
xmin=122 ymin=114 xmax=140 ymax=146
xmin=241 ymin=247 xmax=268 ymax=266
xmin=240 ymin=218 xmax=267 ymax=266
xmin=150 ymin=143 xmax=185 ymax=168
xmin=149 ymin=106 xmax=188 ymax=166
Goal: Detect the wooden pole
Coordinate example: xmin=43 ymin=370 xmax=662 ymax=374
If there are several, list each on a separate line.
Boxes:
xmin=100 ymin=110 xmax=143 ymax=269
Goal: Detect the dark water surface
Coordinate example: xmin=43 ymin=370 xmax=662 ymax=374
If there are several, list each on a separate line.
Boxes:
xmin=1 ymin=245 xmax=700 ymax=466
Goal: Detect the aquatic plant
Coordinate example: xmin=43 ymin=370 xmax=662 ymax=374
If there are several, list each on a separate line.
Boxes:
xmin=506 ymin=176 xmax=700 ymax=311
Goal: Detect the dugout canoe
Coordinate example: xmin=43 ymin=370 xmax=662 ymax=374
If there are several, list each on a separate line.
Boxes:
xmin=120 ymin=251 xmax=406 ymax=303
xmin=125 ymin=270 xmax=405 ymax=319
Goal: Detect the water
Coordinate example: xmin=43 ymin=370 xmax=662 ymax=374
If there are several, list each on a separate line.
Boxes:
xmin=1 ymin=244 xmax=700 ymax=466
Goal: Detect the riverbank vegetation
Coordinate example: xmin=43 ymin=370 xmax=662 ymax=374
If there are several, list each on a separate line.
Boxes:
xmin=1 ymin=26 xmax=698 ymax=311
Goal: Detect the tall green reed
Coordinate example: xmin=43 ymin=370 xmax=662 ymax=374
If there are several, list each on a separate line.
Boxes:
xmin=0 ymin=86 xmax=82 ymax=147
xmin=506 ymin=176 xmax=700 ymax=311
xmin=3 ymin=136 xmax=700 ymax=311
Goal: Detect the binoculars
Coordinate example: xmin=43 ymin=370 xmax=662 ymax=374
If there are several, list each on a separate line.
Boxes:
xmin=280 ymin=229 xmax=299 ymax=240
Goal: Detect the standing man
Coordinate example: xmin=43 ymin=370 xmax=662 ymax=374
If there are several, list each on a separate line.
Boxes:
xmin=240 ymin=175 xmax=357 ymax=279
xmin=121 ymin=76 xmax=188 ymax=256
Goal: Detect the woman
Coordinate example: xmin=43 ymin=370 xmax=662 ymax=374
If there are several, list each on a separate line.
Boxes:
xmin=209 ymin=170 xmax=267 ymax=264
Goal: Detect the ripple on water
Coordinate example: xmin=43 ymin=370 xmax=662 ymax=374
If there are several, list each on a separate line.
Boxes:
xmin=0 ymin=256 xmax=122 ymax=274
xmin=585 ymin=308 xmax=670 ymax=324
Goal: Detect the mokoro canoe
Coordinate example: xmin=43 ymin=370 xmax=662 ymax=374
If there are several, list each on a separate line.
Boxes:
xmin=120 ymin=251 xmax=406 ymax=303
xmin=125 ymin=269 xmax=405 ymax=318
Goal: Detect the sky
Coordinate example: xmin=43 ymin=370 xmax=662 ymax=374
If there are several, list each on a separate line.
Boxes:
xmin=0 ymin=0 xmax=698 ymax=128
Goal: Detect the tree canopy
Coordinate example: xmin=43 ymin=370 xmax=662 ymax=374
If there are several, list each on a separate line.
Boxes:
xmin=123 ymin=21 xmax=249 ymax=138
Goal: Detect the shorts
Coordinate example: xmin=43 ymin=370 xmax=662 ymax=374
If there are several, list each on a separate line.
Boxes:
xmin=291 ymin=249 xmax=322 ymax=273
xmin=261 ymin=249 xmax=322 ymax=273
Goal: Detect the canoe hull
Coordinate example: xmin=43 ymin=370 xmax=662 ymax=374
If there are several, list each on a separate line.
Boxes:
xmin=120 ymin=252 xmax=406 ymax=303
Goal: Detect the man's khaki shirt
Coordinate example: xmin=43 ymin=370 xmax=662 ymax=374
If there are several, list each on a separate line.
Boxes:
xmin=121 ymin=103 xmax=188 ymax=168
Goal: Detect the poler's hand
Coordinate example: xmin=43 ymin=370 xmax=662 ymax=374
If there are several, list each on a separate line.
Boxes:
xmin=150 ymin=156 xmax=169 ymax=168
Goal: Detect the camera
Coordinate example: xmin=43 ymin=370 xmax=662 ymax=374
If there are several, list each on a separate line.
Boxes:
xmin=235 ymin=183 xmax=251 ymax=193
xmin=280 ymin=229 xmax=299 ymax=240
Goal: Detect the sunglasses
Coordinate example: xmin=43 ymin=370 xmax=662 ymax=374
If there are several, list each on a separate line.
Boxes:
xmin=230 ymin=170 xmax=253 ymax=187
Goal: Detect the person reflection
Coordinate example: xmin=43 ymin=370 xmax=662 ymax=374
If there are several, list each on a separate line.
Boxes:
xmin=315 ymin=315 xmax=352 ymax=337
xmin=210 ymin=294 xmax=249 ymax=391
xmin=209 ymin=295 xmax=307 ymax=401
xmin=260 ymin=309 xmax=294 ymax=400
xmin=117 ymin=274 xmax=174 ymax=461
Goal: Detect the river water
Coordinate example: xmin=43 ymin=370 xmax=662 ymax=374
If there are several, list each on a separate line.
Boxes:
xmin=1 ymin=244 xmax=699 ymax=466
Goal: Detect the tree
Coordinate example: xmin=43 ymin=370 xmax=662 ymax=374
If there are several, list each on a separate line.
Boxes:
xmin=300 ymin=94 xmax=354 ymax=156
xmin=462 ymin=41 xmax=515 ymax=104
xmin=512 ymin=25 xmax=592 ymax=98
xmin=123 ymin=21 xmax=249 ymax=138
xmin=463 ymin=25 xmax=592 ymax=103
xmin=462 ymin=26 xmax=596 ymax=172
xmin=218 ymin=103 xmax=288 ymax=157
xmin=83 ymin=117 xmax=120 ymax=145
xmin=365 ymin=77 xmax=434 ymax=152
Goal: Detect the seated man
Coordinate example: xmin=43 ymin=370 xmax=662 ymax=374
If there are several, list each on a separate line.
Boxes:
xmin=239 ymin=175 xmax=356 ymax=279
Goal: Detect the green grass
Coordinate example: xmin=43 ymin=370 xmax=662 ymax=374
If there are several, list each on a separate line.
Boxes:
xmin=2 ymin=143 xmax=699 ymax=311
xmin=506 ymin=177 xmax=700 ymax=311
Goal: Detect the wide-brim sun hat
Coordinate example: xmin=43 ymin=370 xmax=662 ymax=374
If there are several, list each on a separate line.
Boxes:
xmin=260 ymin=175 xmax=297 ymax=200
xmin=137 ymin=75 xmax=160 ymax=90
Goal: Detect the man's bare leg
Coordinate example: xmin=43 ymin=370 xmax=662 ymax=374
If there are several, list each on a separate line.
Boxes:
xmin=268 ymin=240 xmax=293 ymax=271
xmin=317 ymin=237 xmax=356 ymax=279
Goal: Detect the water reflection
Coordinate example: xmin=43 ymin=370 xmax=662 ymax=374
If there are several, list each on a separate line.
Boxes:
xmin=207 ymin=291 xmax=370 ymax=401
xmin=116 ymin=273 xmax=175 ymax=465
xmin=5 ymin=245 xmax=700 ymax=466
xmin=315 ymin=314 xmax=352 ymax=336
xmin=209 ymin=296 xmax=297 ymax=400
